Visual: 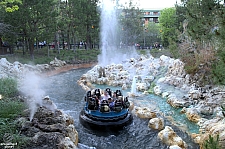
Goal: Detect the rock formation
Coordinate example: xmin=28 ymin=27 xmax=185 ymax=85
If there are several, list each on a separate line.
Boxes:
xmin=158 ymin=126 xmax=187 ymax=149
xmin=77 ymin=54 xmax=225 ymax=148
xmin=14 ymin=97 xmax=78 ymax=149
xmin=0 ymin=58 xmax=79 ymax=148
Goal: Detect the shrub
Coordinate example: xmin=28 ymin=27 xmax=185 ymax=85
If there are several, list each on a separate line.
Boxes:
xmin=211 ymin=48 xmax=225 ymax=85
xmin=204 ymin=134 xmax=221 ymax=149
xmin=0 ymin=78 xmax=18 ymax=98
xmin=147 ymin=82 xmax=156 ymax=94
xmin=0 ymin=77 xmax=28 ymax=147
xmin=0 ymin=99 xmax=27 ymax=148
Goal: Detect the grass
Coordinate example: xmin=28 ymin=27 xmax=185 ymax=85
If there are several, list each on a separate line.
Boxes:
xmin=0 ymin=78 xmax=28 ymax=148
xmin=0 ymin=47 xmax=101 ymax=65
xmin=0 ymin=78 xmax=18 ymax=98
xmin=0 ymin=46 xmax=170 ymax=65
xmin=0 ymin=100 xmax=28 ymax=148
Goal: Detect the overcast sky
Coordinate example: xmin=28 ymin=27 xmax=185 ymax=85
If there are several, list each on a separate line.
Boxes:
xmin=139 ymin=0 xmax=182 ymax=9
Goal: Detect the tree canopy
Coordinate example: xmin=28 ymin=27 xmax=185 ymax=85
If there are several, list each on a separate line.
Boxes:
xmin=0 ymin=0 xmax=21 ymax=12
xmin=158 ymin=7 xmax=177 ymax=47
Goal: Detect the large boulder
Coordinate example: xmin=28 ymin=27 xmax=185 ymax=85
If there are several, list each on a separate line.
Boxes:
xmin=158 ymin=126 xmax=187 ymax=149
xmin=185 ymin=108 xmax=201 ymax=123
xmin=19 ymin=105 xmax=78 ymax=148
xmin=197 ymin=117 xmax=225 ymax=149
xmin=167 ymin=94 xmax=191 ymax=108
xmin=148 ymin=117 xmax=164 ymax=130
xmin=134 ymin=107 xmax=157 ymax=119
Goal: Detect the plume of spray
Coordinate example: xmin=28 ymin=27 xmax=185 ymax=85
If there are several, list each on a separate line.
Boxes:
xmin=98 ymin=0 xmax=139 ymax=67
xmin=18 ymin=72 xmax=45 ymax=121
xmin=131 ymin=76 xmax=137 ymax=94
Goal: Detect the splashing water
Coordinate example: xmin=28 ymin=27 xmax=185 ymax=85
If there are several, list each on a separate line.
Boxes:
xmin=98 ymin=0 xmax=138 ymax=67
xmin=18 ymin=72 xmax=45 ymax=121
xmin=131 ymin=76 xmax=137 ymax=94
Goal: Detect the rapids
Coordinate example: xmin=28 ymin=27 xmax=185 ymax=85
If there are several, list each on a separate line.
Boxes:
xmin=41 ymin=68 xmax=199 ymax=149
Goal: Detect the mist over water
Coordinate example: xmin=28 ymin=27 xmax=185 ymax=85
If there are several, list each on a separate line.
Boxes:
xmin=98 ymin=0 xmax=139 ymax=67
xmin=18 ymin=72 xmax=46 ymax=121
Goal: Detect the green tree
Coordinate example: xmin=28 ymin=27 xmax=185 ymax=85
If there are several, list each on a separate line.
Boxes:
xmin=0 ymin=0 xmax=21 ymax=12
xmin=69 ymin=0 xmax=99 ymax=49
xmin=3 ymin=0 xmax=58 ymax=59
xmin=119 ymin=0 xmax=142 ymax=46
xmin=182 ymin=0 xmax=221 ymax=43
xmin=145 ymin=22 xmax=161 ymax=47
xmin=158 ymin=7 xmax=177 ymax=47
xmin=179 ymin=0 xmax=225 ymax=84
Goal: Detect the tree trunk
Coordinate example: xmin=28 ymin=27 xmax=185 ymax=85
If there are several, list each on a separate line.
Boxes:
xmin=28 ymin=38 xmax=34 ymax=60
xmin=0 ymin=37 xmax=2 ymax=47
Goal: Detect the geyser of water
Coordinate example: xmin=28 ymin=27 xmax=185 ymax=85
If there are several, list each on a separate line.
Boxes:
xmin=98 ymin=0 xmax=138 ymax=67
xmin=18 ymin=72 xmax=45 ymax=121
xmin=131 ymin=76 xmax=137 ymax=94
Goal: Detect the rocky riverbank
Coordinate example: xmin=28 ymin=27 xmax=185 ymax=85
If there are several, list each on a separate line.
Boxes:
xmin=1 ymin=54 xmax=225 ymax=149
xmin=18 ymin=96 xmax=78 ymax=149
xmin=0 ymin=57 xmax=86 ymax=148
xmin=77 ymin=54 xmax=225 ymax=149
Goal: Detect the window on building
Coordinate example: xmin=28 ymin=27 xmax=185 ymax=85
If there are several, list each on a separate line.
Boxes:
xmin=153 ymin=18 xmax=158 ymax=23
xmin=153 ymin=12 xmax=158 ymax=15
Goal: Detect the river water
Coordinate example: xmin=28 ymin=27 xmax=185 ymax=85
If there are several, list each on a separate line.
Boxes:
xmin=42 ymin=68 xmax=199 ymax=149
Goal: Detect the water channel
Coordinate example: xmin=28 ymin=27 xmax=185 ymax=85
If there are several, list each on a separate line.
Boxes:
xmin=41 ymin=67 xmax=199 ymax=149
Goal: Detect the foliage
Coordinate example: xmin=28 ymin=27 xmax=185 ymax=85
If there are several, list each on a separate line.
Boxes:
xmin=175 ymin=0 xmax=225 ymax=85
xmin=0 ymin=0 xmax=21 ymax=12
xmin=0 ymin=77 xmax=28 ymax=147
xmin=144 ymin=22 xmax=161 ymax=47
xmin=0 ymin=23 xmax=12 ymax=37
xmin=0 ymin=99 xmax=25 ymax=119
xmin=204 ymin=134 xmax=221 ymax=149
xmin=147 ymin=82 xmax=156 ymax=94
xmin=0 ymin=48 xmax=101 ymax=64
xmin=58 ymin=0 xmax=100 ymax=50
xmin=0 ymin=78 xmax=18 ymax=97
xmin=158 ymin=8 xmax=177 ymax=47
xmin=210 ymin=3 xmax=225 ymax=85
xmin=182 ymin=0 xmax=221 ymax=43
xmin=0 ymin=99 xmax=27 ymax=147
xmin=178 ymin=37 xmax=215 ymax=85
xmin=2 ymin=0 xmax=58 ymax=59
xmin=168 ymin=37 xmax=179 ymax=59
xmin=119 ymin=1 xmax=142 ymax=46
xmin=212 ymin=58 xmax=225 ymax=85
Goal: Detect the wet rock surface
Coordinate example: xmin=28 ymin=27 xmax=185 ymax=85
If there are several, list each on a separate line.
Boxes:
xmin=1 ymin=53 xmax=224 ymax=148
xmin=77 ymin=55 xmax=225 ymax=148
xmin=18 ymin=105 xmax=78 ymax=149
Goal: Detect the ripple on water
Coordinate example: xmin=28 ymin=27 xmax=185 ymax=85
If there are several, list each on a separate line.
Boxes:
xmin=43 ymin=68 xmax=199 ymax=149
